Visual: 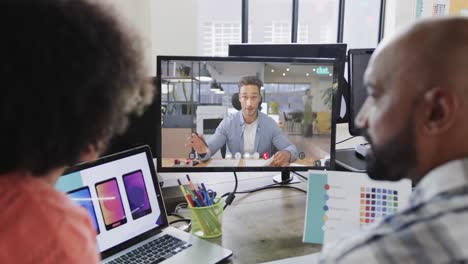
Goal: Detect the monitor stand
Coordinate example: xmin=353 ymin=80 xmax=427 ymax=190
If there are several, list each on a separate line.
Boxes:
xmin=272 ymin=171 xmax=300 ymax=184
xmin=335 ymin=147 xmax=367 ymax=172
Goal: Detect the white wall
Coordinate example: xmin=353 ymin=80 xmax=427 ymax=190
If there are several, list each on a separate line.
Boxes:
xmin=101 ymin=0 xmax=152 ymax=75
xmin=99 ymin=0 xmax=200 ymax=76
xmin=150 ymin=0 xmax=198 ymax=75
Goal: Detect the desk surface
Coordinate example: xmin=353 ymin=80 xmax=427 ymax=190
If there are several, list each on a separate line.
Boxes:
xmin=166 ymin=172 xmax=322 ymax=263
xmin=160 ymin=123 xmax=362 ymax=263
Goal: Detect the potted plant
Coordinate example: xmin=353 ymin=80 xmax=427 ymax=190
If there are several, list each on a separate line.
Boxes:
xmin=321 ymin=82 xmax=337 ymax=110
xmin=175 ymin=65 xmax=193 ymax=115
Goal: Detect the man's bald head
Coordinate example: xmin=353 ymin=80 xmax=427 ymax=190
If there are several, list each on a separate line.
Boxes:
xmin=356 ymin=17 xmax=468 ymax=184
xmin=369 ymin=17 xmax=468 ymax=99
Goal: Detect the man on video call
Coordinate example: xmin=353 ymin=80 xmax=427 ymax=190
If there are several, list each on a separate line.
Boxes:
xmin=187 ymin=76 xmax=298 ymax=167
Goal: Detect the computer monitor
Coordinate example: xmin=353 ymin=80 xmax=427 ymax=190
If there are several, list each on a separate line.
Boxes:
xmin=156 ymin=55 xmax=342 ymax=181
xmin=229 ymin=43 xmax=348 ymax=123
xmin=347 ymin=49 xmax=374 ymax=136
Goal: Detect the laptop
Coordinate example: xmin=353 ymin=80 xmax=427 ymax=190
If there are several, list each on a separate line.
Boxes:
xmin=56 ymin=145 xmax=232 ymax=264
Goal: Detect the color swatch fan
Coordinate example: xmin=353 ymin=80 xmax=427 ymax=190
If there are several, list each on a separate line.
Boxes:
xmin=303 ymin=171 xmax=411 ymax=245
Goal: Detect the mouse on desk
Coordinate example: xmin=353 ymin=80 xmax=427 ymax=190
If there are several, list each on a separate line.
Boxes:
xmin=355 ymin=143 xmax=371 ymax=159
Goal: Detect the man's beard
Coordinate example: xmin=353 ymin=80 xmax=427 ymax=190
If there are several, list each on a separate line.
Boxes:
xmin=363 ymin=117 xmax=417 ymax=182
xmin=243 ymin=108 xmax=258 ymax=117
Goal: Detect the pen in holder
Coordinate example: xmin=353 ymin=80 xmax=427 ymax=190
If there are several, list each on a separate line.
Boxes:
xmin=189 ymin=197 xmax=224 ymax=238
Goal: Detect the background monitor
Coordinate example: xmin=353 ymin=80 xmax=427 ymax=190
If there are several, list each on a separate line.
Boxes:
xmin=156 ymin=55 xmax=341 ymax=176
xmin=229 ymin=43 xmax=348 ymax=123
xmin=347 ymin=49 xmax=374 ymax=136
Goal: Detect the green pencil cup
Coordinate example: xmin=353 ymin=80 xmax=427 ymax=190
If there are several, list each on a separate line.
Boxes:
xmin=189 ymin=198 xmax=224 ymax=238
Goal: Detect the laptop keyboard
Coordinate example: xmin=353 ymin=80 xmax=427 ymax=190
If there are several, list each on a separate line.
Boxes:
xmin=107 ymin=234 xmax=192 ymax=264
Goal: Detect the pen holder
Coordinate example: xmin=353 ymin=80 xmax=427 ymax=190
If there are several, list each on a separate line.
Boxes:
xmin=189 ymin=198 xmax=224 ymax=238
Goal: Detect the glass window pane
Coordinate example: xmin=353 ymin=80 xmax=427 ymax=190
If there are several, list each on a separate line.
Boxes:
xmin=249 ymin=0 xmax=293 ymax=43
xmin=197 ymin=0 xmax=242 ymax=56
xmin=343 ymin=0 xmax=381 ymax=49
xmin=298 ymin=0 xmax=340 ymax=43
xmin=384 ymin=0 xmax=416 ymax=39
xmin=151 ymin=0 xmax=241 ymax=65
xmin=384 ymin=0 xmax=468 ymax=40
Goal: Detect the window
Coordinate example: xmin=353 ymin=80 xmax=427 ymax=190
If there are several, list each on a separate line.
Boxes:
xmin=343 ymin=0 xmax=381 ymax=49
xmin=249 ymin=0 xmax=293 ymax=43
xmin=298 ymin=0 xmax=339 ymax=43
xmin=203 ymin=22 xmax=241 ymax=56
xmin=197 ymin=0 xmax=242 ymax=56
xmin=297 ymin=24 xmax=309 ymax=43
xmin=385 ymin=0 xmax=468 ymax=40
xmin=265 ymin=22 xmax=292 ymax=43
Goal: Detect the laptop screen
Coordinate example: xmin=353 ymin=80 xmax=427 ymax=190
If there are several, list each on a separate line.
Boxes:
xmin=56 ymin=147 xmax=164 ymax=253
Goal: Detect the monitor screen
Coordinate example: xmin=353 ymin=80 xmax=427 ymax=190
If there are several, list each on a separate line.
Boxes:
xmin=229 ymin=44 xmax=348 ymax=123
xmin=348 ymin=49 xmax=374 ymax=136
xmin=156 ymin=56 xmax=341 ymax=172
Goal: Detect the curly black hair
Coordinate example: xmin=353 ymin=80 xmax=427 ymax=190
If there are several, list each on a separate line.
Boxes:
xmin=0 ymin=0 xmax=152 ymax=175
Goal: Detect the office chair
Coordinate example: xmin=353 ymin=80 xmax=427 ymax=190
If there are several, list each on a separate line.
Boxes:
xmin=231 ymin=93 xmax=241 ymax=111
xmin=282 ymin=112 xmax=302 ymax=134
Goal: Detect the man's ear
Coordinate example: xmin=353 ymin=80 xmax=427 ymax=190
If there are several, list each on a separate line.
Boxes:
xmin=80 ymin=144 xmax=99 ymax=163
xmin=421 ymin=87 xmax=459 ymax=136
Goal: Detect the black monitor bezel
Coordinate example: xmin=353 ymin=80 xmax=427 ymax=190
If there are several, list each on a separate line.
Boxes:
xmin=347 ymin=48 xmax=374 ymax=136
xmin=156 ymin=55 xmax=342 ymax=173
xmin=228 ymin=43 xmax=347 ymax=59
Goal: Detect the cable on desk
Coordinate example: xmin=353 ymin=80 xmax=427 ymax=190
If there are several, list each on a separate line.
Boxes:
xmin=220 ymin=173 xmax=305 ymax=208
xmin=235 ymin=184 xmax=306 ymax=194
xmin=292 ymin=171 xmax=308 ymax=181
xmin=168 ymin=218 xmax=191 ymax=225
xmin=220 ymin=180 xmax=281 ymax=198
xmin=167 ymin=203 xmax=189 ymax=222
xmin=222 ymin=176 xmax=302 ymax=196
xmin=169 ymin=202 xmax=188 ymax=219
xmin=173 ymin=202 xmax=188 ymax=213
xmin=168 ymin=213 xmax=186 ymax=219
xmin=169 ymin=203 xmax=191 ymax=231
xmin=233 ymin=180 xmax=303 ymax=194
xmin=336 ymin=136 xmax=356 ymax=145
xmin=233 ymin=182 xmax=279 ymax=194
xmin=222 ymin=171 xmax=238 ymax=210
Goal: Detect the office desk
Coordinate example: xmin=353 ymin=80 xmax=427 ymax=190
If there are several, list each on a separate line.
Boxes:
xmin=335 ymin=123 xmax=368 ymax=172
xmin=166 ymin=172 xmax=322 ymax=263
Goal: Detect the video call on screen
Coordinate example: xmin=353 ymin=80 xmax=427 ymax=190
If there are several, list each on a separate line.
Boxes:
xmin=160 ymin=59 xmax=336 ymax=168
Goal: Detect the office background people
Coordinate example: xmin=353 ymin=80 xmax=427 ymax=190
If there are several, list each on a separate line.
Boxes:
xmin=188 ymin=76 xmax=298 ymax=166
xmin=319 ymin=17 xmax=468 ymax=263
xmin=0 ymin=0 xmax=152 ymax=262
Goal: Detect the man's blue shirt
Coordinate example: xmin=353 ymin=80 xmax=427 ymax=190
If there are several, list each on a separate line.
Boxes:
xmin=200 ymin=111 xmax=298 ymax=162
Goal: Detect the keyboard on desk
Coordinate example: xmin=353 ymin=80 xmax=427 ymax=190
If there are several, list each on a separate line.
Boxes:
xmin=107 ymin=234 xmax=192 ymax=264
